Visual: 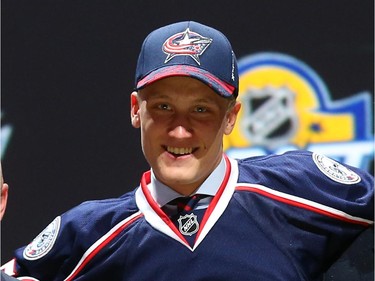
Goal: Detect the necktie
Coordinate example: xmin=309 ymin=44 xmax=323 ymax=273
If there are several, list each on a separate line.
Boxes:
xmin=164 ymin=194 xmax=210 ymax=246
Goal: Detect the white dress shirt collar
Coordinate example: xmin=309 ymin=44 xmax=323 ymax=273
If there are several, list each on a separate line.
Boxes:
xmin=149 ymin=156 xmax=227 ymax=207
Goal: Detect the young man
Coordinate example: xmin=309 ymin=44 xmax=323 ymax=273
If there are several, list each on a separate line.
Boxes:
xmin=1 ymin=21 xmax=373 ymax=281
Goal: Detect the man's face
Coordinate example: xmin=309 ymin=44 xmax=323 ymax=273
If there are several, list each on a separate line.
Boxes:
xmin=131 ymin=76 xmax=241 ymax=195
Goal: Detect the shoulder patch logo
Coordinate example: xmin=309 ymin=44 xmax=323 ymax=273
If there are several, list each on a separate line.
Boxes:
xmin=23 ymin=216 xmax=61 ymax=260
xmin=312 ymin=152 xmax=361 ymax=184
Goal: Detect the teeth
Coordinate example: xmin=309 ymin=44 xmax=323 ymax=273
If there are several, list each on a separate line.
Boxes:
xmin=167 ymin=146 xmax=193 ymax=155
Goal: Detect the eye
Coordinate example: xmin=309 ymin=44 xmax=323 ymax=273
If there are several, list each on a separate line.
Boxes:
xmin=158 ymin=103 xmax=171 ymax=111
xmin=195 ymin=106 xmax=207 ymax=113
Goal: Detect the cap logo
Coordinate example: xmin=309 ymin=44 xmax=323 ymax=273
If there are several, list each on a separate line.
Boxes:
xmin=162 ymin=28 xmax=213 ymax=65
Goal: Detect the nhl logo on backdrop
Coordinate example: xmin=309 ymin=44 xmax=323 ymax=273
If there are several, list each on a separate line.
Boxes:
xmin=178 ymin=213 xmax=199 ymax=236
xmin=223 ymin=52 xmax=374 ymax=171
xmin=241 ymin=86 xmax=297 ymax=149
xmin=162 ymin=28 xmax=213 ymax=65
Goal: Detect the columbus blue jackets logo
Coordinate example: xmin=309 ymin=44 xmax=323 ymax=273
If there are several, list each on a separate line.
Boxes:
xmin=162 ymin=28 xmax=212 ymax=65
xmin=23 ymin=216 xmax=61 ymax=260
xmin=224 ymin=52 xmax=374 ymax=170
xmin=178 ymin=213 xmax=199 ymax=236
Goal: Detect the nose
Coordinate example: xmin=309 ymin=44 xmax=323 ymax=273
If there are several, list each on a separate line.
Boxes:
xmin=167 ymin=111 xmax=193 ymax=139
xmin=168 ymin=125 xmax=192 ymax=139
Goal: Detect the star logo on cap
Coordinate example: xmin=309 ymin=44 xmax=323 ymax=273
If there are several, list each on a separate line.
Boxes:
xmin=162 ymin=28 xmax=213 ymax=65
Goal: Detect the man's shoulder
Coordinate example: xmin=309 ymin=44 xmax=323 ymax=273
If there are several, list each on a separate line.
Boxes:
xmin=236 ymin=150 xmax=312 ymax=171
xmin=62 ymin=189 xmax=139 ymax=227
xmin=238 ymin=149 xmax=310 ymax=162
xmin=76 ymin=189 xmax=137 ymax=211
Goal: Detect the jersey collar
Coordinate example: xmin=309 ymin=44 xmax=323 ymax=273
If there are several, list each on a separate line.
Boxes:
xmin=136 ymin=154 xmax=239 ymax=250
xmin=149 ymin=156 xmax=227 ymax=207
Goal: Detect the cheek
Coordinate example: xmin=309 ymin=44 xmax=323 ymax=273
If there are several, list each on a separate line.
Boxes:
xmin=140 ymin=118 xmax=161 ymax=148
xmin=140 ymin=126 xmax=154 ymax=160
xmin=200 ymin=121 xmax=226 ymax=147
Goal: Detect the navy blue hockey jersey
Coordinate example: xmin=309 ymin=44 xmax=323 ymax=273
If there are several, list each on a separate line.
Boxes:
xmin=2 ymin=151 xmax=373 ymax=280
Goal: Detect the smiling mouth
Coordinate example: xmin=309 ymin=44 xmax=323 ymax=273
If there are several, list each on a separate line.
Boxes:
xmin=166 ymin=146 xmax=193 ymax=156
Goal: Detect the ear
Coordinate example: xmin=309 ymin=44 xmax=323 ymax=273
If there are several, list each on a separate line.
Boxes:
xmin=0 ymin=183 xmax=9 ymax=220
xmin=130 ymin=91 xmax=141 ymax=128
xmin=224 ymin=101 xmax=241 ymax=135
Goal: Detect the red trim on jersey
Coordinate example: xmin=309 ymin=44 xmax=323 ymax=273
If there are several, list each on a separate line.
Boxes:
xmin=140 ymin=154 xmax=232 ymax=248
xmin=195 ymin=155 xmax=231 ymax=243
xmin=65 ymin=212 xmax=143 ymax=281
xmin=236 ymin=185 xmax=371 ymax=227
xmin=141 ymin=171 xmax=189 ymax=244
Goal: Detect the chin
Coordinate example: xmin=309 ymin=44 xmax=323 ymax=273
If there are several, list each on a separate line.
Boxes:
xmin=159 ymin=167 xmax=199 ymax=186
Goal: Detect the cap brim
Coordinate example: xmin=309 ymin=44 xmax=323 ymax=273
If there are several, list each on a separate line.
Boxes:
xmin=136 ymin=65 xmax=235 ymax=98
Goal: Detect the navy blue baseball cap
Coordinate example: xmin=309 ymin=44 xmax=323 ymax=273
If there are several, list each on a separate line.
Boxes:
xmin=135 ymin=21 xmax=239 ymax=98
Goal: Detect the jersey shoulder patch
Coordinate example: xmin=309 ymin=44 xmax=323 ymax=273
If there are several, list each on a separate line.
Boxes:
xmin=23 ymin=216 xmax=61 ymax=260
xmin=312 ymin=152 xmax=361 ymax=185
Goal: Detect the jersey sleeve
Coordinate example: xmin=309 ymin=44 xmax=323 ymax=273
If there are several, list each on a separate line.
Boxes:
xmin=2 ymin=193 xmax=137 ymax=280
xmin=9 ymin=207 xmax=96 ymax=280
xmin=290 ymin=151 xmax=373 ymax=222
xmin=237 ymin=150 xmax=374 ymax=274
xmin=240 ymin=150 xmax=374 ymax=222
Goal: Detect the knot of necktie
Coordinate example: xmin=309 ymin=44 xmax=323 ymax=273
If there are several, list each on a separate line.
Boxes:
xmin=168 ymin=194 xmax=208 ymax=214
xmin=162 ymin=194 xmax=212 ymax=245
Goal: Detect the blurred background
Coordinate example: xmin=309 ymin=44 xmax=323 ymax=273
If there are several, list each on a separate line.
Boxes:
xmin=1 ymin=0 xmax=373 ymax=275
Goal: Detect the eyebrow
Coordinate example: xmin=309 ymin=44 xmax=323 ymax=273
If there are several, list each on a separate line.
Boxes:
xmin=142 ymin=92 xmax=214 ymax=104
xmin=147 ymin=94 xmax=171 ymax=100
xmin=193 ymin=98 xmax=215 ymax=104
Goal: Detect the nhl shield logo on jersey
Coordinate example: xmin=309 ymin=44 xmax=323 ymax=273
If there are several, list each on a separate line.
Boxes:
xmin=178 ymin=213 xmax=199 ymax=236
xmin=162 ymin=28 xmax=212 ymax=65
xmin=312 ymin=152 xmax=361 ymax=185
xmin=23 ymin=216 xmax=61 ymax=260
